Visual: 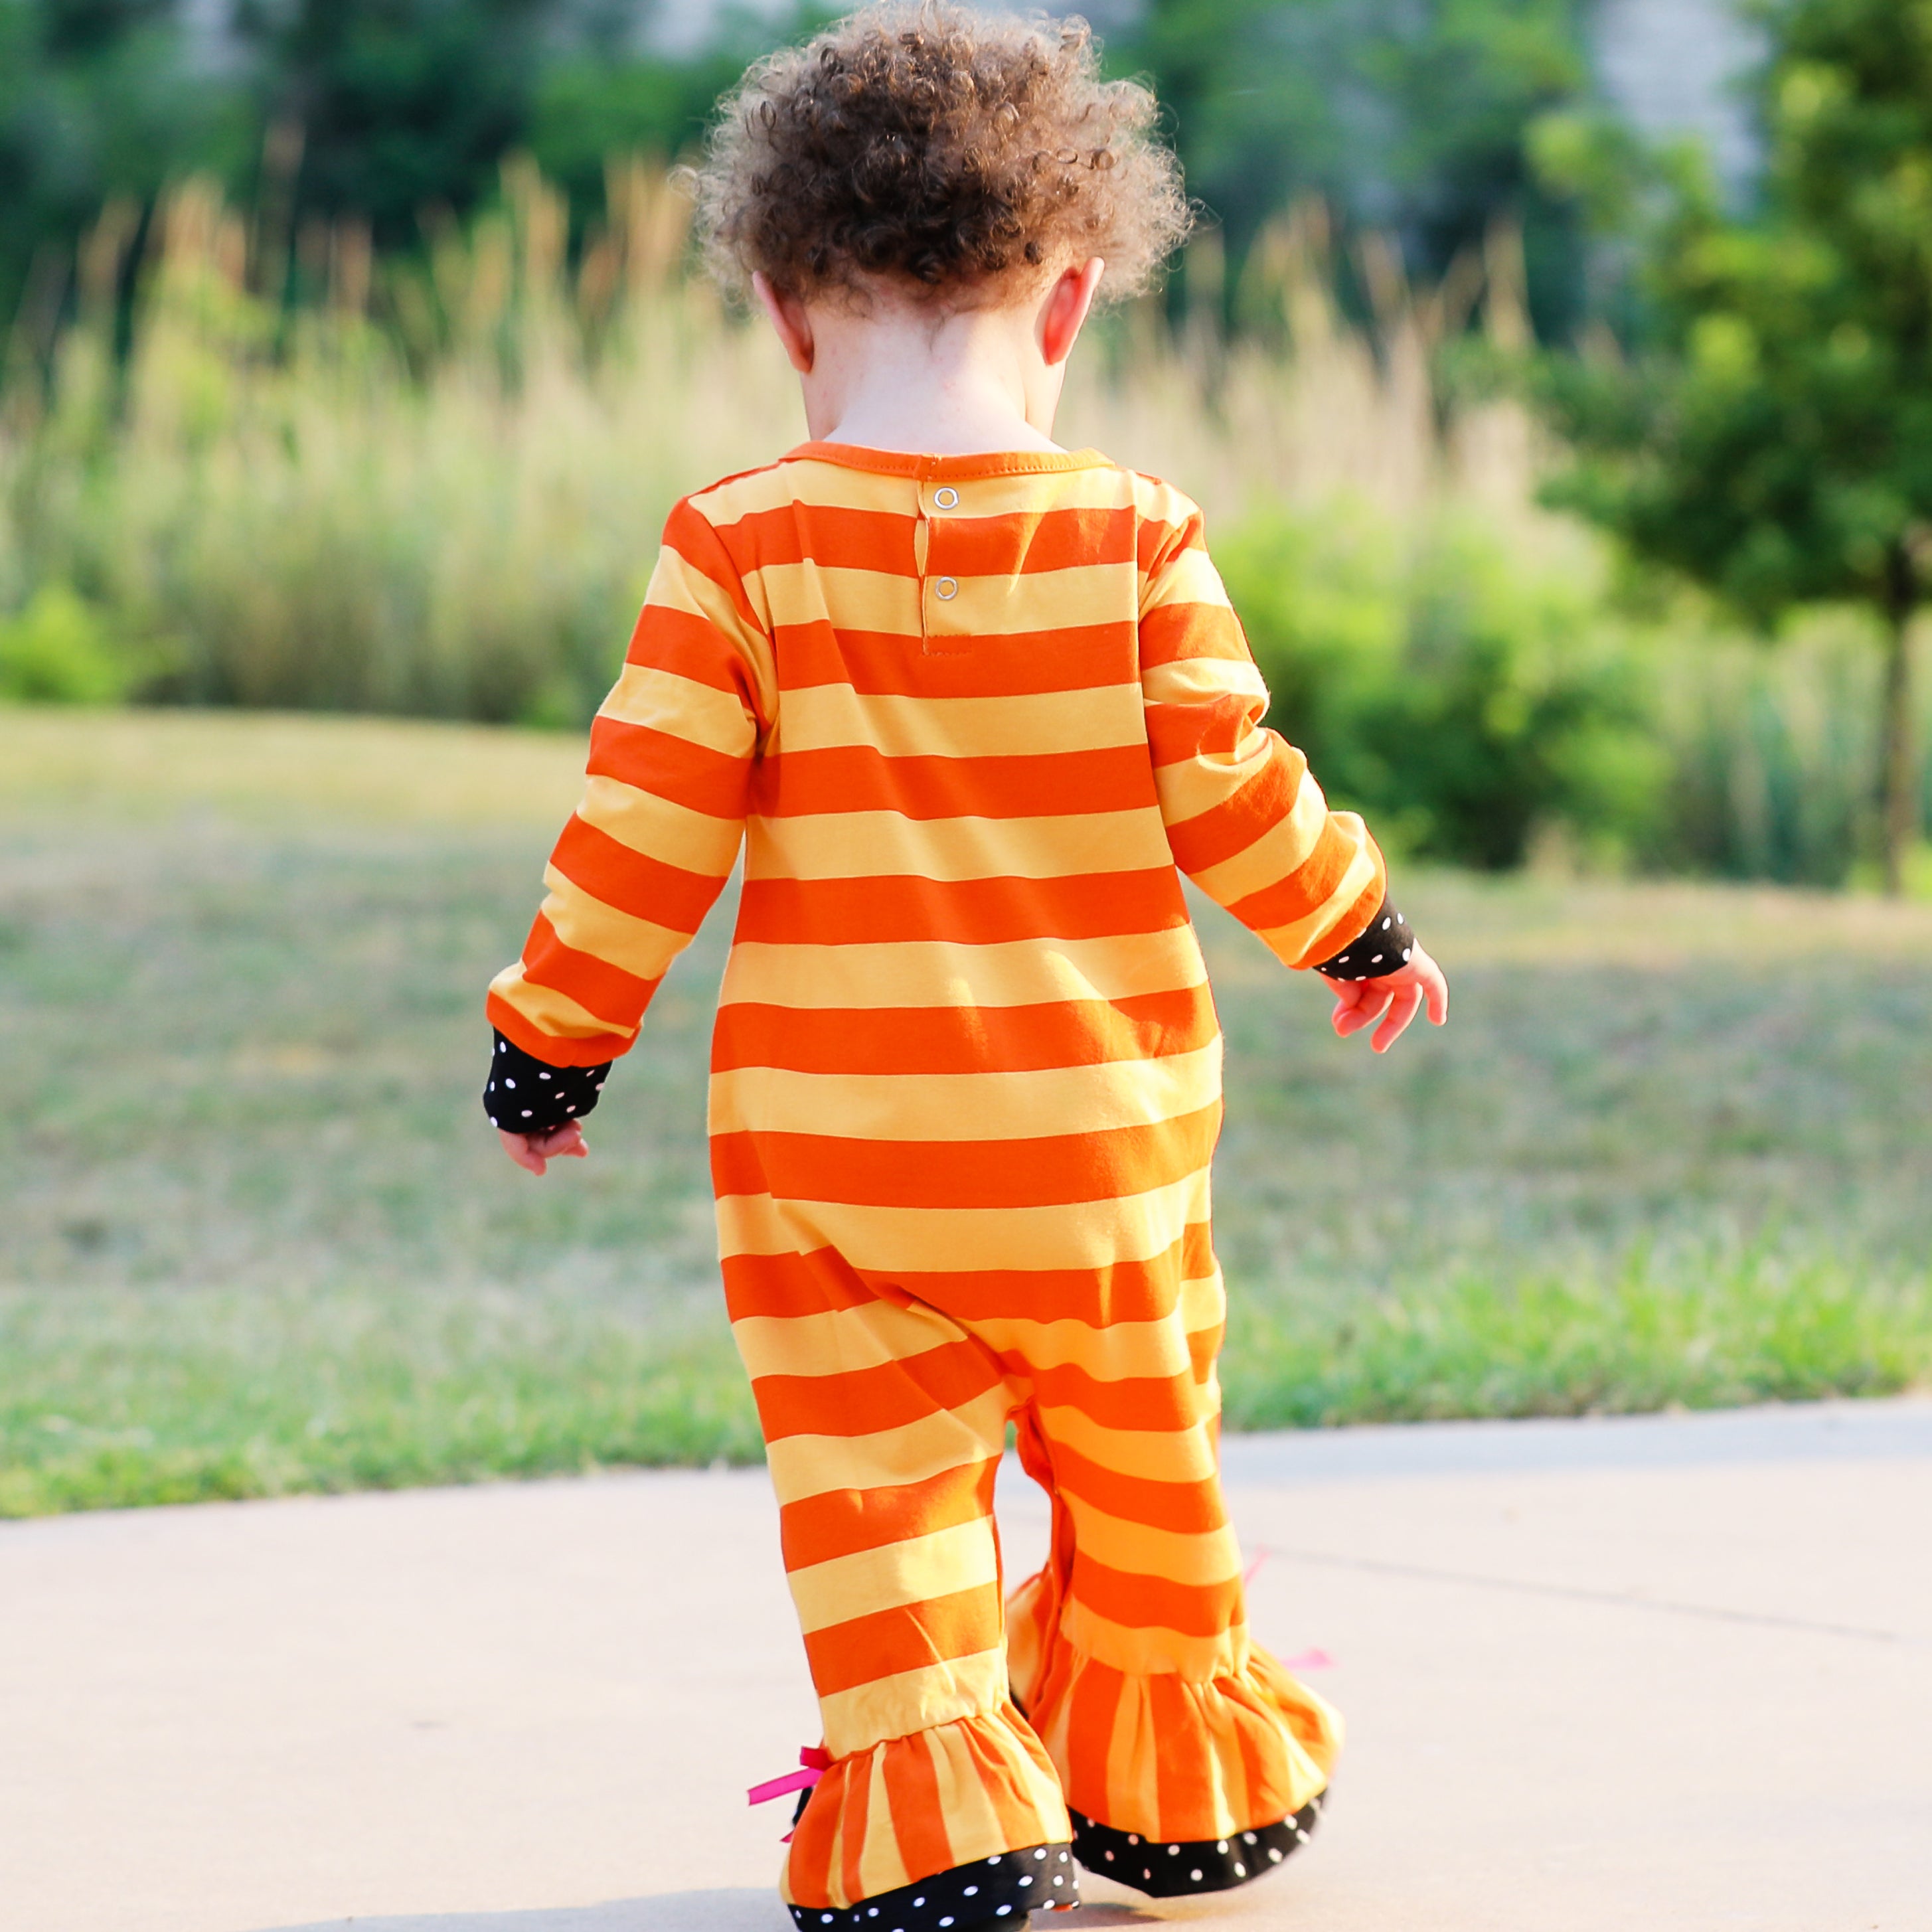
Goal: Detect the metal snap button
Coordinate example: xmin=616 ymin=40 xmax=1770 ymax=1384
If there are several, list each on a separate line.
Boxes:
xmin=934 ymin=486 xmax=959 ymax=509
xmin=934 ymin=576 xmax=959 ymax=600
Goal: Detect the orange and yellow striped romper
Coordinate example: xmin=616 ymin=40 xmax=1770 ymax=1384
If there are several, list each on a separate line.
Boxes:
xmin=488 ymin=442 xmax=1388 ymax=1929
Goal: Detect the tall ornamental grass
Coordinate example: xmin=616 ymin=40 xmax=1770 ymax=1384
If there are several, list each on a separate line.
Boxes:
xmin=2 ymin=165 xmax=1926 ymax=881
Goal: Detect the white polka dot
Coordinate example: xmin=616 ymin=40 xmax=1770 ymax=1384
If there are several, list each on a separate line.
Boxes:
xmin=1235 ymin=1864 xmax=1246 ymax=1877
xmin=520 ymin=1109 xmax=532 ymax=1117
xmin=1243 ymin=1832 xmax=1257 ymax=1844
xmin=1217 ymin=1840 xmax=1228 ymax=1852
xmin=1190 ymin=1869 xmax=1202 ymax=1882
xmin=1033 ymin=1849 xmax=1046 ymax=1860
xmin=487 ymin=1115 xmax=498 ymax=1127
xmin=963 ymin=1886 xmax=977 ymax=1896
xmin=1269 ymin=1848 xmax=1283 ymax=1862
xmin=1168 ymin=1844 xmax=1179 ymax=1855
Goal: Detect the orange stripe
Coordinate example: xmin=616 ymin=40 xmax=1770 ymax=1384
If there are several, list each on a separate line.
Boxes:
xmin=773 ymin=620 xmax=1135 ymax=696
xmin=882 ymin=1228 xmax=1213 ymax=1326
xmin=585 ymin=715 xmax=751 ymax=820
xmin=732 ymin=868 xmax=1188 ymax=947
xmin=710 ymin=1106 xmax=1221 ymax=1212
xmin=778 ymin=1457 xmax=1000 ymax=1571
xmin=751 ymin=743 xmax=1155 ymax=821
xmin=550 ymin=815 xmax=726 ymax=933
xmin=1163 ymin=750 xmax=1307 ymax=876
xmin=517 ymin=912 xmax=658 ymax=1027
xmin=710 ymin=989 xmax=1216 ymax=1076
xmin=1070 ymin=1556 xmax=1242 ymax=1639
xmin=1049 ymin=1441 xmax=1229 ymax=1534
xmin=1139 ymin=598 xmax=1246 ymax=666
xmin=804 ymin=1582 xmax=1005 ymax=1697
xmin=884 ymin=1731 xmax=953 ymax=1890
xmin=620 ymin=603 xmax=758 ymax=697
xmin=485 ymin=989 xmax=641 ymax=1068
xmin=754 ymin=1336 xmax=1007 ymax=1445
xmin=720 ymin=1246 xmax=880 ymax=1323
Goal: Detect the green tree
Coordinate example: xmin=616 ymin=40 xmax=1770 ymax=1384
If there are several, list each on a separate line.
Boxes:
xmin=1543 ymin=0 xmax=1932 ymax=892
xmin=1121 ymin=0 xmax=1593 ymax=335
xmin=231 ymin=0 xmax=563 ymax=246
xmin=0 ymin=0 xmax=242 ymax=325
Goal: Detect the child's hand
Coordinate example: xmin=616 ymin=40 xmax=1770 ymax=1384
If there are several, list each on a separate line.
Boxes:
xmin=1324 ymin=946 xmax=1449 ymax=1054
xmin=499 ymin=1123 xmax=590 ymax=1175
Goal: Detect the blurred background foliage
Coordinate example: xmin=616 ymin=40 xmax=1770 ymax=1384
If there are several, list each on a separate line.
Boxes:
xmin=1 ymin=0 xmax=1928 ymax=888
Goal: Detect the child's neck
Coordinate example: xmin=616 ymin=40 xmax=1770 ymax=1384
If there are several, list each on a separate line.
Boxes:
xmin=797 ymin=291 xmax=1068 ymax=458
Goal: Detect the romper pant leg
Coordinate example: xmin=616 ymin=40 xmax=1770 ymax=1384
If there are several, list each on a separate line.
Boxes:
xmin=725 ymin=1240 xmax=1075 ymax=1925
xmin=997 ymin=1224 xmax=1342 ymax=1893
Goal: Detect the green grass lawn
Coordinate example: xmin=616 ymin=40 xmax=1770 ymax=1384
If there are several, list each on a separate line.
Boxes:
xmin=3 ymin=707 xmax=1931 ymax=1516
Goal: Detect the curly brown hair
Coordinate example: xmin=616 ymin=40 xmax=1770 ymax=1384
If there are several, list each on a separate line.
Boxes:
xmin=692 ymin=3 xmax=1192 ymax=306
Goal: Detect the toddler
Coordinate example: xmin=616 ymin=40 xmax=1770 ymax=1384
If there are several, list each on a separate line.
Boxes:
xmin=485 ymin=7 xmax=1448 ymax=1927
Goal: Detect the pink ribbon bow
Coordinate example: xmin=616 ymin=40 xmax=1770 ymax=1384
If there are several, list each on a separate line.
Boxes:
xmin=749 ymin=1745 xmax=832 ymax=1838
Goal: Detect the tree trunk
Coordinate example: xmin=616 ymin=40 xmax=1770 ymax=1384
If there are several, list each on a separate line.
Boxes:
xmin=1879 ymin=554 xmax=1920 ymax=898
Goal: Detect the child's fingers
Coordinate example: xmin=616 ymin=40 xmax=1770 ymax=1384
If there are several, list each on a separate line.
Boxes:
xmin=1371 ymin=981 xmax=1425 ymax=1052
xmin=499 ymin=1128 xmax=548 ymax=1174
xmin=1325 ymin=977 xmax=1386 ymax=1038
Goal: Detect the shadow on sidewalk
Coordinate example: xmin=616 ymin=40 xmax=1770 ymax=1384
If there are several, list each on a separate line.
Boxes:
xmin=264 ymin=1893 xmax=1167 ymax=1930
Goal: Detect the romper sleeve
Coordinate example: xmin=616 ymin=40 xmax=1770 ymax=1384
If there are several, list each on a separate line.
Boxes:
xmin=484 ymin=498 xmax=774 ymax=1117
xmin=1137 ymin=493 xmax=1396 ymax=973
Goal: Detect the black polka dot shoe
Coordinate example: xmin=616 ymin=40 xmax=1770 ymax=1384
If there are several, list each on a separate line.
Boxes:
xmin=1068 ymin=1792 xmax=1324 ymax=1897
xmin=786 ymin=1842 xmax=1074 ymax=1929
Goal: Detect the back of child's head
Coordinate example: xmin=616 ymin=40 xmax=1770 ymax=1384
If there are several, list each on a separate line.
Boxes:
xmin=694 ymin=2 xmax=1190 ymax=309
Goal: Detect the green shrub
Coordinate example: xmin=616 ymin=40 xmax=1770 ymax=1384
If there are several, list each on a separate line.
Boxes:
xmin=1220 ymin=499 xmax=1664 ymax=868
xmin=0 ymin=584 xmax=132 ymax=704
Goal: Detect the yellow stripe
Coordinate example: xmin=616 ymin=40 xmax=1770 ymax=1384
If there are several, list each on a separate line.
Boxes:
xmin=1187 ymin=772 xmax=1332 ymax=906
xmin=773 ymin=684 xmax=1145 ymax=758
xmin=714 ymin=1170 xmax=1213 ymax=1273
xmin=1140 ymin=652 xmax=1268 ymax=708
xmin=598 ymin=662 xmax=756 ymax=757
xmin=789 ymin=1518 xmax=1000 ymax=1633
xmin=856 ymin=1749 xmax=908 ymax=1901
xmin=574 ymin=774 xmax=744 ymax=878
xmin=707 ymin=1044 xmax=1222 ymax=1143
xmin=762 ymin=1402 xmax=1008 ymax=1510
xmin=540 ymin=865 xmax=694 ymax=985
xmin=731 ymin=1299 xmax=963 ymax=1384
xmin=738 ymin=1268 xmax=1221 ymax=1386
xmin=1150 ymin=725 xmax=1275 ymax=827
xmin=715 ymin=929 xmax=1210 ymax=1012
xmin=1251 ymin=825 xmax=1381 ymax=966
xmin=1058 ymin=1597 xmax=1246 ymax=1682
xmin=819 ymin=1647 xmax=1008 ymax=1759
xmin=750 ymin=562 xmax=923 ymax=637
xmin=742 ymin=805 xmax=1170 ymax=884
xmin=1058 ymin=1492 xmax=1241 ymax=1589
xmin=644 ymin=544 xmax=775 ymax=698
xmin=1033 ymin=1404 xmax=1222 ymax=1483
xmin=485 ymin=967 xmax=637 ymax=1048
xmin=1141 ymin=546 xmax=1234 ymax=615
xmin=926 ymin=562 xmax=1135 ymax=638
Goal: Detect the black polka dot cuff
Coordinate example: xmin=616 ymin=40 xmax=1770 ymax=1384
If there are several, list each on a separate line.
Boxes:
xmin=1315 ymin=897 xmax=1416 ymax=982
xmin=1068 ymin=1793 xmax=1324 ymax=1897
xmin=786 ymin=1842 xmax=1076 ymax=1929
xmin=483 ymin=1030 xmax=611 ymax=1135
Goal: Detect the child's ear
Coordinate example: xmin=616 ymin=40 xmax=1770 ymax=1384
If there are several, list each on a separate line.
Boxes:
xmin=752 ymin=272 xmax=817 ymax=374
xmin=1039 ymin=258 xmax=1106 ymax=368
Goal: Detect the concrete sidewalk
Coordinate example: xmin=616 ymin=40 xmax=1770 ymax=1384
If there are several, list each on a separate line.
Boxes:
xmin=3 ymin=1400 xmax=1927 ymax=1932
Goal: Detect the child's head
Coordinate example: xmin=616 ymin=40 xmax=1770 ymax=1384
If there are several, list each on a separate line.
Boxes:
xmin=694 ymin=3 xmax=1190 ymax=313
